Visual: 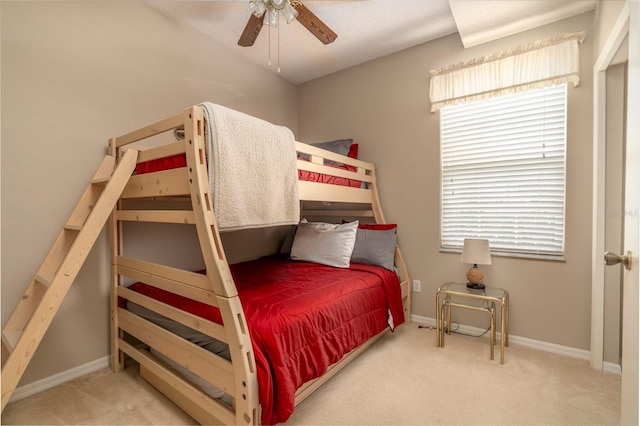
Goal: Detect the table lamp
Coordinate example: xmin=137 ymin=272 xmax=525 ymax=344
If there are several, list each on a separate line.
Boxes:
xmin=460 ymin=238 xmax=492 ymax=290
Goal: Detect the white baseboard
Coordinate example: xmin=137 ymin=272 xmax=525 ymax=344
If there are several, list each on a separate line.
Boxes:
xmin=9 ymin=356 xmax=110 ymax=404
xmin=411 ymin=314 xmax=622 ymax=376
xmin=603 ymin=360 xmax=622 ymax=375
xmin=8 ymin=315 xmax=623 ymax=403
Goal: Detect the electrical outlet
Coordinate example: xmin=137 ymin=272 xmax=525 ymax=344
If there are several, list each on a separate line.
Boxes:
xmin=412 ymin=279 xmax=421 ymax=293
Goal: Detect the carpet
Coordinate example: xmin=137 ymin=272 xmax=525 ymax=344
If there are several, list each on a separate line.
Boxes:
xmin=1 ymin=324 xmax=620 ymax=425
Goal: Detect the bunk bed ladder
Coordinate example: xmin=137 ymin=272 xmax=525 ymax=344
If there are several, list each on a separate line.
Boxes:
xmin=0 ymin=149 xmax=138 ymax=411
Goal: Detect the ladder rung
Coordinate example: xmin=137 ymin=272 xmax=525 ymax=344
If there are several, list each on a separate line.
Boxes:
xmin=35 ymin=274 xmax=53 ymax=287
xmin=64 ymin=224 xmax=83 ymax=231
xmin=2 ymin=331 xmax=22 ymax=354
xmin=91 ymin=176 xmax=110 ymax=185
xmin=90 ymin=155 xmax=116 ymax=183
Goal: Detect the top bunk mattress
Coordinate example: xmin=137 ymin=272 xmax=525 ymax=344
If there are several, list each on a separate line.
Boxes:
xmin=135 ymin=151 xmax=363 ymax=188
xmin=122 ymin=255 xmax=404 ymax=424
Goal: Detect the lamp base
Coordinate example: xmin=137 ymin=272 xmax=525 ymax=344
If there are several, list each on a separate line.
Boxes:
xmin=466 ymin=282 xmax=485 ymax=290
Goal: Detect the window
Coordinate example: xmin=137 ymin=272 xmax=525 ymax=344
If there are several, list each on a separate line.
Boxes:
xmin=440 ymin=83 xmax=567 ymax=257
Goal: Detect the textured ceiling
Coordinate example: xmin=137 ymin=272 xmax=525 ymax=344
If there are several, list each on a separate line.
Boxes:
xmin=141 ymin=0 xmax=598 ymax=85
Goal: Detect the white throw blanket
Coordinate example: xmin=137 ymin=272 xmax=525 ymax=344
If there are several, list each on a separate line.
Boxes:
xmin=200 ymin=102 xmax=300 ymax=231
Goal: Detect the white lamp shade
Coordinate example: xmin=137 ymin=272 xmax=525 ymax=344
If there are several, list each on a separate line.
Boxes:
xmin=460 ymin=239 xmax=492 ymax=265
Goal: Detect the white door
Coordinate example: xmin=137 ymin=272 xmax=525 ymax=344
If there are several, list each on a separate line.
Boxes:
xmin=619 ymin=3 xmax=639 ymax=424
xmin=592 ymin=2 xmax=638 ymax=425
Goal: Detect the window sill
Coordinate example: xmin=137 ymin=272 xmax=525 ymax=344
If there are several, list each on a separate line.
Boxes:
xmin=440 ymin=248 xmax=566 ymax=262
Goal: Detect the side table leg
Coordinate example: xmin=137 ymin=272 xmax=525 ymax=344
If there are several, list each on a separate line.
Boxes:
xmin=500 ymin=301 xmax=505 ymax=364
xmin=441 ymin=300 xmax=447 ymax=347
xmin=490 ymin=303 xmax=495 ymax=361
xmin=436 ymin=290 xmax=441 ymax=347
xmin=491 ymin=303 xmax=496 ymax=346
xmin=504 ymin=294 xmax=510 ymax=347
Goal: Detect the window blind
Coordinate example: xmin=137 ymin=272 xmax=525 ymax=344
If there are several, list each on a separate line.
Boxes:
xmin=441 ymin=83 xmax=567 ymax=256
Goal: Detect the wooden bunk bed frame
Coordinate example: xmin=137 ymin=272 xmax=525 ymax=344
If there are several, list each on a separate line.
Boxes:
xmin=108 ymin=105 xmax=411 ymax=425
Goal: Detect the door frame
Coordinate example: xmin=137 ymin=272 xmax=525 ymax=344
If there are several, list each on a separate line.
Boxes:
xmin=590 ymin=1 xmax=630 ymax=371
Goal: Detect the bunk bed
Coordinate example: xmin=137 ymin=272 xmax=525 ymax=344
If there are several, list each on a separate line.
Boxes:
xmin=109 ymin=103 xmax=411 ymax=425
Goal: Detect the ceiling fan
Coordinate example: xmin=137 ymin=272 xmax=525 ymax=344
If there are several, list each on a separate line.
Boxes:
xmin=238 ymin=0 xmax=337 ymax=47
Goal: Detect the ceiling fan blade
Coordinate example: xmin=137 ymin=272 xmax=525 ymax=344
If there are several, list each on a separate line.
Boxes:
xmin=292 ymin=2 xmax=337 ymax=45
xmin=238 ymin=13 xmax=264 ymax=47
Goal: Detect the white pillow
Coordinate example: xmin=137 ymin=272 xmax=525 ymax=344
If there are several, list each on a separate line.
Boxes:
xmin=290 ymin=219 xmax=359 ymax=268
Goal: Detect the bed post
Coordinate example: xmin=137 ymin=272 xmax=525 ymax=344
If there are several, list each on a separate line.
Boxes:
xmin=183 ymin=106 xmax=260 ymax=424
xmin=108 ymin=137 xmax=125 ymax=373
xmin=370 ymin=164 xmax=412 ymax=322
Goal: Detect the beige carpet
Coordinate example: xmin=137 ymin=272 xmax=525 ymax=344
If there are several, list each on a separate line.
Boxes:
xmin=1 ymin=324 xmax=621 ymax=425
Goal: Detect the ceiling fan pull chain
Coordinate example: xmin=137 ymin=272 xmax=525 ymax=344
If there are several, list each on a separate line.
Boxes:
xmin=277 ymin=10 xmax=281 ymax=73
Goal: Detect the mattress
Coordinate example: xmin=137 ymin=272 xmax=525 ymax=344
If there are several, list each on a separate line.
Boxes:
xmin=122 ymin=255 xmax=404 ymax=424
xmin=135 ymin=153 xmax=362 ymax=188
xmin=126 ymin=301 xmax=234 ymax=405
xmin=297 ymin=159 xmax=362 ymax=188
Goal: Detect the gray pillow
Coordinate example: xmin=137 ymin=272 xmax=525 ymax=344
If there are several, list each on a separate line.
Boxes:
xmin=290 ymin=219 xmax=359 ymax=268
xmin=298 ymin=139 xmax=354 ymax=165
xmin=311 ymin=139 xmax=353 ymax=156
xmin=351 ymin=227 xmax=397 ymax=271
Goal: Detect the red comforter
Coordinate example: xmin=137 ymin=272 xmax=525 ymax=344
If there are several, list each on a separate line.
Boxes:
xmin=125 ymin=255 xmax=404 ymax=424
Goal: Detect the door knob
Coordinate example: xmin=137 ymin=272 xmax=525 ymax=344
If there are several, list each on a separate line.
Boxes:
xmin=604 ymin=251 xmax=632 ymax=270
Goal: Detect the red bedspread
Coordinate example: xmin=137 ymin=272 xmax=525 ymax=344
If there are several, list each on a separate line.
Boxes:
xmin=125 ymin=255 xmax=404 ymax=424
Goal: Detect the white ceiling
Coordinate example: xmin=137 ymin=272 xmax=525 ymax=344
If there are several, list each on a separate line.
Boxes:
xmin=141 ymin=0 xmax=598 ymax=85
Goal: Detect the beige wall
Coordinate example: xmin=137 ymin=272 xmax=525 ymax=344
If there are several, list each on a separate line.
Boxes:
xmin=594 ymin=0 xmax=628 ymax=57
xmin=1 ymin=0 xmax=297 ymax=387
xmin=298 ymin=12 xmax=595 ymax=350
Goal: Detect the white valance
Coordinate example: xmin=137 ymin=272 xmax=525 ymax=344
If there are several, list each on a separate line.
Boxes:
xmin=429 ymin=31 xmax=586 ymax=112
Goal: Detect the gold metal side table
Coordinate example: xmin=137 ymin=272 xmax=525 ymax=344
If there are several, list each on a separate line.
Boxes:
xmin=436 ymin=282 xmax=510 ymax=364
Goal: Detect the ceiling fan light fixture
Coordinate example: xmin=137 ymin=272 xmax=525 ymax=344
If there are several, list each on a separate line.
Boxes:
xmin=249 ymin=0 xmax=267 ymax=18
xmin=281 ymin=2 xmax=298 ymax=24
xmin=265 ymin=8 xmax=278 ymax=27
